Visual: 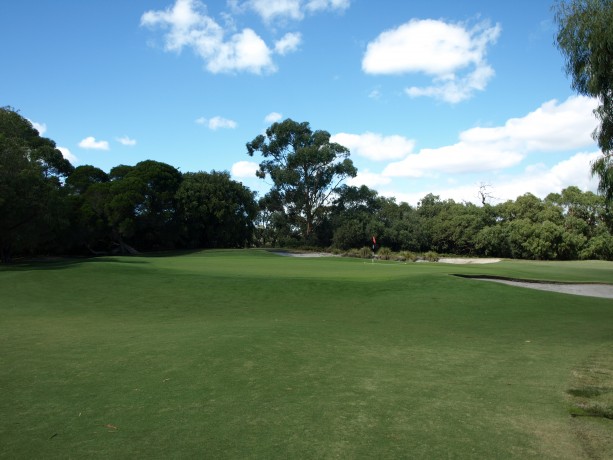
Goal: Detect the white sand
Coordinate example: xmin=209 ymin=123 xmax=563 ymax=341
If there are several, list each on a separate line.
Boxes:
xmin=475 ymin=278 xmax=613 ymax=299
xmin=271 ymin=251 xmax=335 ymax=258
xmin=438 ymin=258 xmax=502 ymax=264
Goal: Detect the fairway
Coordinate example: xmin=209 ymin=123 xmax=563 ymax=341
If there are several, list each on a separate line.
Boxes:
xmin=1 ymin=251 xmax=612 ymax=458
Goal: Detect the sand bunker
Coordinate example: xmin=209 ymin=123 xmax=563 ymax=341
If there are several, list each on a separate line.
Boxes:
xmin=473 ymin=278 xmax=613 ymax=299
xmin=438 ymin=258 xmax=501 ymax=264
xmin=271 ymin=251 xmax=335 ymax=258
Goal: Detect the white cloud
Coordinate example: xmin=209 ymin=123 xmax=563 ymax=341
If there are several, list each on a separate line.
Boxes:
xmin=347 ymin=169 xmax=391 ymax=188
xmin=383 ymin=143 xmax=524 ymax=178
xmin=305 ymin=0 xmax=350 ymax=13
xmin=491 ymin=151 xmax=601 ymax=203
xmin=196 ymin=116 xmax=237 ymax=130
xmin=362 ymin=19 xmax=501 ymax=103
xmin=460 ymin=95 xmax=598 ymax=152
xmin=265 ymin=112 xmax=283 ymax=123
xmin=58 ymin=147 xmax=77 ymax=163
xmin=385 ymin=151 xmax=601 ymax=206
xmin=274 ymin=32 xmax=302 ymax=55
xmin=116 ymin=136 xmax=137 ymax=146
xmin=29 ymin=120 xmax=47 ymax=136
xmin=141 ymin=0 xmax=277 ymax=74
xmin=78 ymin=136 xmax=109 ymax=150
xmin=207 ymin=28 xmax=275 ymax=73
xmin=230 ymin=0 xmax=350 ymax=23
xmin=331 ymin=132 xmax=415 ymax=161
xmin=382 ymin=96 xmax=598 ymax=178
xmin=233 ymin=0 xmax=303 ymax=23
xmin=231 ymin=160 xmax=259 ymax=177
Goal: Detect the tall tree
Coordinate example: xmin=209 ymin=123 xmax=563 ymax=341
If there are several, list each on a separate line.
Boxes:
xmin=176 ymin=171 xmax=257 ymax=248
xmin=0 ymin=107 xmax=73 ymax=261
xmin=554 ymin=0 xmax=613 ymax=202
xmin=246 ymin=119 xmax=356 ymax=241
xmin=104 ymin=161 xmax=183 ymax=252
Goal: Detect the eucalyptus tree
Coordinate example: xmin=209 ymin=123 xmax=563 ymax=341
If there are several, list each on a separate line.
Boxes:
xmin=247 ymin=119 xmax=356 ymax=242
xmin=554 ymin=0 xmax=613 ymax=202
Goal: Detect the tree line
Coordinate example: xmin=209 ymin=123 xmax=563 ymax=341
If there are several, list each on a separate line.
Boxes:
xmin=0 ymin=107 xmax=257 ymax=262
xmin=1 ymin=107 xmax=612 ymax=262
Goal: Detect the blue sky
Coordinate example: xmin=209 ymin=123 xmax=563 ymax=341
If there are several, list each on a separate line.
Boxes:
xmin=1 ymin=0 xmax=601 ymax=205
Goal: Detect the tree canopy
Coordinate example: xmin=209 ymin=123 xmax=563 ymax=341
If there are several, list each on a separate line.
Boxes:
xmin=247 ymin=119 xmax=357 ymax=241
xmin=0 ymin=107 xmax=74 ymax=261
xmin=554 ymin=0 xmax=613 ymax=202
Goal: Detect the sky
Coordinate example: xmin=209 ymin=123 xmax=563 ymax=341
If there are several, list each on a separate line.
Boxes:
xmin=0 ymin=0 xmax=602 ymax=205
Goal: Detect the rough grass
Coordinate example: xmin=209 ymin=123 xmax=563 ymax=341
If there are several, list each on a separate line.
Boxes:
xmin=1 ymin=251 xmax=612 ymax=458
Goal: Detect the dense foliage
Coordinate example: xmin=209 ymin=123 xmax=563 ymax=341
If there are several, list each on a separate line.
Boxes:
xmin=2 ymin=107 xmax=612 ymax=261
xmin=0 ymin=107 xmax=257 ymax=260
xmin=554 ymin=0 xmax=613 ymax=202
xmin=247 ymin=119 xmax=356 ymax=241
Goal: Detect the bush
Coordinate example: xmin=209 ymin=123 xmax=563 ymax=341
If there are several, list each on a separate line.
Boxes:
xmin=423 ymin=251 xmax=439 ymax=262
xmin=359 ymin=246 xmax=373 ymax=259
xmin=399 ymin=251 xmax=418 ymax=262
xmin=377 ymin=246 xmax=393 ymax=260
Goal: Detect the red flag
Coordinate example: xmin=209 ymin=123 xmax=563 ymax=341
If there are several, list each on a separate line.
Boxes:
xmin=372 ymin=236 xmax=376 ymax=245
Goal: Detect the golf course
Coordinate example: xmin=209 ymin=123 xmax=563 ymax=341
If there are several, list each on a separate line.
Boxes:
xmin=1 ymin=250 xmax=612 ymax=458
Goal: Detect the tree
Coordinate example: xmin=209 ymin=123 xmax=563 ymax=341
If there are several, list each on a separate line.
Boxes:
xmin=66 ymin=165 xmax=109 ymax=194
xmin=103 ymin=161 xmax=183 ymax=252
xmin=554 ymin=0 xmax=613 ymax=201
xmin=176 ymin=171 xmax=257 ymax=248
xmin=246 ymin=119 xmax=356 ymax=241
xmin=0 ymin=107 xmax=74 ymax=261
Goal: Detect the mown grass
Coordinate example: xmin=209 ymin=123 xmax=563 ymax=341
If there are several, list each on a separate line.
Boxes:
xmin=1 ymin=251 xmax=612 ymax=458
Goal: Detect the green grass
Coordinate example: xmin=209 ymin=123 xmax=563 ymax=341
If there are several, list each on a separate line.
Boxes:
xmin=1 ymin=251 xmax=612 ymax=458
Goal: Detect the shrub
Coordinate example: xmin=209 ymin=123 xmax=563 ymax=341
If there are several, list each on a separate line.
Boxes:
xmin=399 ymin=251 xmax=418 ymax=262
xmin=377 ymin=247 xmax=393 ymax=260
xmin=342 ymin=248 xmax=361 ymax=258
xmin=423 ymin=251 xmax=439 ymax=262
xmin=359 ymin=246 xmax=373 ymax=259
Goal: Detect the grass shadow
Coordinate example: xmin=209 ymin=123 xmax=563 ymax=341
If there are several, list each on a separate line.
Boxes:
xmin=0 ymin=256 xmax=149 ymax=271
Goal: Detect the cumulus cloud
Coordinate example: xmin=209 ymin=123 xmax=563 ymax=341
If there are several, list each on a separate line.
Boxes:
xmin=141 ymin=0 xmax=283 ymax=74
xmin=230 ymin=0 xmax=350 ymax=23
xmin=116 ymin=136 xmax=137 ymax=146
xmin=347 ymin=169 xmax=391 ymax=188
xmin=384 ymin=151 xmax=601 ymax=206
xmin=459 ymin=95 xmax=598 ymax=152
xmin=362 ymin=19 xmax=501 ymax=103
xmin=231 ymin=160 xmax=259 ymax=177
xmin=78 ymin=136 xmax=109 ymax=150
xmin=235 ymin=0 xmax=302 ymax=22
xmin=382 ymin=96 xmax=598 ymax=178
xmin=493 ymin=151 xmax=601 ymax=202
xmin=331 ymin=132 xmax=415 ymax=161
xmin=305 ymin=0 xmax=350 ymax=13
xmin=274 ymin=32 xmax=302 ymax=55
xmin=264 ymin=112 xmax=283 ymax=123
xmin=58 ymin=147 xmax=77 ymax=163
xmin=196 ymin=116 xmax=238 ymax=130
